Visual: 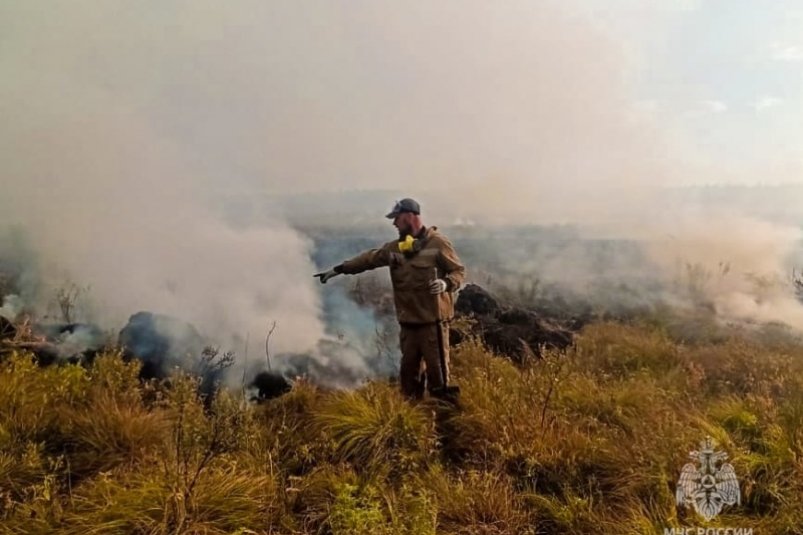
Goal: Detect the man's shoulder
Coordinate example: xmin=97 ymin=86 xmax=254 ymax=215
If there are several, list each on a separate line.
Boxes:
xmin=425 ymin=226 xmax=453 ymax=245
xmin=379 ymin=239 xmax=398 ymax=251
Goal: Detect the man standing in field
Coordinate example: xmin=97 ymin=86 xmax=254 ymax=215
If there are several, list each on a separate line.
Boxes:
xmin=315 ymin=198 xmax=466 ymax=401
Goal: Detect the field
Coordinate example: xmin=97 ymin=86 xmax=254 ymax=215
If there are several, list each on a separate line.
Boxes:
xmin=3 ymin=0 xmax=802 ymax=531
xmin=3 ymin=308 xmax=803 ymax=534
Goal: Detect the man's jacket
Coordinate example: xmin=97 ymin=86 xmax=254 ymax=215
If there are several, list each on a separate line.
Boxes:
xmin=338 ymin=227 xmax=465 ymax=325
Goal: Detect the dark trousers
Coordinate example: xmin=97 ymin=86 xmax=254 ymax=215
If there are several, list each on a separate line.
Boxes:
xmin=399 ymin=322 xmax=450 ymax=399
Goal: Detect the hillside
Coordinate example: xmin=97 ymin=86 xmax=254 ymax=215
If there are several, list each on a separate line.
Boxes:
xmin=2 ymin=312 xmax=802 ymax=534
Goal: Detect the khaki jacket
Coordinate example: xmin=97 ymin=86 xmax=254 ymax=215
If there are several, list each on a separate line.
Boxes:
xmin=339 ymin=227 xmax=465 ymax=324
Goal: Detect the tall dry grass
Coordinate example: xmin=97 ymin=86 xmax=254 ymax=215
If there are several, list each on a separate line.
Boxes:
xmin=3 ymin=315 xmax=803 ymax=533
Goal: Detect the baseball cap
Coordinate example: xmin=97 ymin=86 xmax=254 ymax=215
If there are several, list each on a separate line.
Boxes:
xmin=385 ymin=198 xmax=421 ymax=219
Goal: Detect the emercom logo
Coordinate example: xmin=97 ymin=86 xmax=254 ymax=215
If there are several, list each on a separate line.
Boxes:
xmin=675 ymin=437 xmax=741 ymax=521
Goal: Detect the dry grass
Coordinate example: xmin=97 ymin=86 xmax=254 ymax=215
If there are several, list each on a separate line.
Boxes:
xmin=3 ymin=317 xmax=803 ymax=533
xmin=314 ymin=382 xmax=437 ymax=481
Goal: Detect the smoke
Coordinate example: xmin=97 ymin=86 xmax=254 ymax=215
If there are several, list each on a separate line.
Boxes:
xmin=642 ymin=210 xmax=803 ymax=329
xmin=0 ymin=1 xmax=668 ymax=222
xmin=0 ymin=295 xmax=25 ymax=322
xmin=0 ymin=4 xmax=331 ymax=383
xmin=31 ymin=323 xmax=110 ymax=360
xmin=1 ymin=0 xmax=802 ymax=385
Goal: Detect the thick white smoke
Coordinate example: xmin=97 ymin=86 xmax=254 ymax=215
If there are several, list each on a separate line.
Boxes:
xmin=1 ymin=0 xmax=802 ymax=380
xmin=0 ymin=80 xmax=325 ymax=367
xmin=642 ymin=210 xmax=803 ymax=329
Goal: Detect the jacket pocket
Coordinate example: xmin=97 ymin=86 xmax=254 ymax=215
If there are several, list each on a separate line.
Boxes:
xmin=408 ymin=256 xmax=437 ymax=290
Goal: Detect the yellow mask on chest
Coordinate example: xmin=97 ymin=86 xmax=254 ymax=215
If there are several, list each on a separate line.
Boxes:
xmin=398 ymin=234 xmax=417 ymax=254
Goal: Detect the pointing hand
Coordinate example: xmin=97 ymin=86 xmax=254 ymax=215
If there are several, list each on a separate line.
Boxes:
xmin=314 ymin=269 xmax=340 ymax=284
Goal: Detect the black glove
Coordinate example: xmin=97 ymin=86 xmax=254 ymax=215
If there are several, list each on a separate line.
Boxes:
xmin=314 ymin=268 xmax=340 ymax=284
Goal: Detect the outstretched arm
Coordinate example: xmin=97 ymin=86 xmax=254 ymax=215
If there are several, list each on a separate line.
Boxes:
xmin=339 ymin=243 xmax=394 ymax=274
xmin=314 ymin=242 xmax=395 ymax=284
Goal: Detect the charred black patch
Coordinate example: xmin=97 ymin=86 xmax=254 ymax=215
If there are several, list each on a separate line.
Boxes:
xmin=453 ymin=283 xmax=575 ymax=363
xmin=454 ymin=284 xmax=500 ymax=316
xmin=119 ymin=311 xmax=206 ymax=380
xmin=249 ymin=371 xmax=292 ymax=401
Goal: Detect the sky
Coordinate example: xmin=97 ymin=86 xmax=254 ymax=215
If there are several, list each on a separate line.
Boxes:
xmin=1 ymin=1 xmax=803 ymax=371
xmin=2 ymin=1 xmax=800 ymax=211
xmin=576 ymin=0 xmax=803 ymax=183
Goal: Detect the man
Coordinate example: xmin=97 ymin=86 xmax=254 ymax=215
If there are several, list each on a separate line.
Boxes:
xmin=315 ymin=198 xmax=465 ymax=400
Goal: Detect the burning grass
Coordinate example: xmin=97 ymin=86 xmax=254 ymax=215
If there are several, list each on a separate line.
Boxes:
xmin=2 ymin=319 xmax=803 ymax=533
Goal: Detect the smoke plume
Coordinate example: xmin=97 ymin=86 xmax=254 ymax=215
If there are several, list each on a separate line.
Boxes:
xmin=1 ymin=1 xmax=802 ymax=386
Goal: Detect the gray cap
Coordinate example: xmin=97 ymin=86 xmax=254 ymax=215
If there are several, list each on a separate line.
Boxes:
xmin=385 ymin=198 xmax=421 ymax=219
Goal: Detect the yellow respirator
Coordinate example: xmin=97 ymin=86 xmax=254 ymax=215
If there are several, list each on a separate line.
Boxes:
xmin=398 ymin=235 xmax=417 ymax=254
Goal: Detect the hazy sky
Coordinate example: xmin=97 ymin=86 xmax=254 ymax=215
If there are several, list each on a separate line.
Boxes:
xmin=576 ymin=0 xmax=803 ymax=183
xmin=3 ymin=1 xmax=800 ymax=213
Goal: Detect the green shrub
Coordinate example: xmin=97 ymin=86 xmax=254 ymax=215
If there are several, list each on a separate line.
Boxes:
xmin=328 ymin=481 xmax=391 ymax=535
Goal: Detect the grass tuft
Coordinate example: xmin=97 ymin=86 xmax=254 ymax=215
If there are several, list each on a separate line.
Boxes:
xmin=314 ymin=382 xmax=437 ymax=481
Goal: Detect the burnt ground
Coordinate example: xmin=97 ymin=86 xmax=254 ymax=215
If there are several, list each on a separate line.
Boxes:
xmin=451 ymin=284 xmax=576 ymax=363
xmin=1 ymin=280 xmax=581 ymax=395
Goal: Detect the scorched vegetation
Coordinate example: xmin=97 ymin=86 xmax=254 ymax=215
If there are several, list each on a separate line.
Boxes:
xmin=3 ymin=310 xmax=803 ymax=534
